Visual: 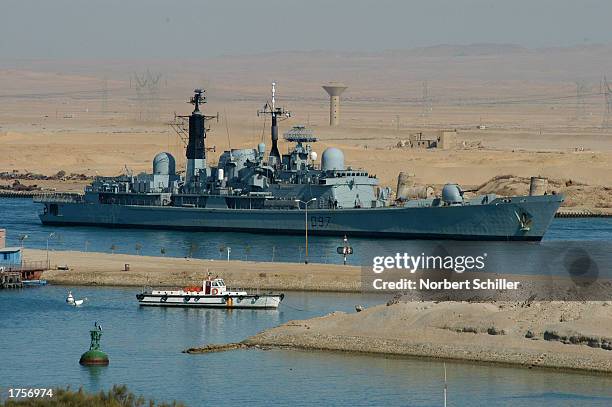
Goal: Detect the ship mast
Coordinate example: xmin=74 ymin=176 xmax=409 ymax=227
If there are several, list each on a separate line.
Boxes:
xmin=258 ymin=82 xmax=291 ymax=167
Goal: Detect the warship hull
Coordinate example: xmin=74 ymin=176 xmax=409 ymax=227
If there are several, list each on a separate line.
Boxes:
xmin=38 ymin=195 xmax=562 ymax=241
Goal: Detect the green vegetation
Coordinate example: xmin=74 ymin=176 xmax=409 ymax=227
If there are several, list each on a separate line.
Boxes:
xmin=2 ymin=385 xmax=185 ymax=407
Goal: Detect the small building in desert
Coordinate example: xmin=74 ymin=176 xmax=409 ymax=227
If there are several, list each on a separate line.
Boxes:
xmin=397 ymin=130 xmax=457 ymax=150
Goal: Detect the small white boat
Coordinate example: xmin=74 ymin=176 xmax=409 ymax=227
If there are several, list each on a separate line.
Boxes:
xmin=136 ymin=278 xmax=284 ymax=309
xmin=66 ymin=291 xmax=87 ymax=307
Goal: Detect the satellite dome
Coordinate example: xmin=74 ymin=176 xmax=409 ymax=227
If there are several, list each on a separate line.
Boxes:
xmin=321 ymin=147 xmax=345 ymax=171
xmin=442 ymin=183 xmax=463 ymax=204
xmin=153 ymin=152 xmax=176 ymax=175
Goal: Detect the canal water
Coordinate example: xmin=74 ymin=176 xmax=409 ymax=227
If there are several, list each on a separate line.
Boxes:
xmin=1 ymin=198 xmax=611 ymax=265
xmin=1 ymin=286 xmax=612 ymax=406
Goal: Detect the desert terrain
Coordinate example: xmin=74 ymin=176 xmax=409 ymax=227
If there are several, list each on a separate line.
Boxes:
xmin=1 ymin=44 xmax=611 ymax=210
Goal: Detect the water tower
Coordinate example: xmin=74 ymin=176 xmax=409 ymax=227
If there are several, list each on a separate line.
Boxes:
xmin=322 ymin=83 xmax=347 ymax=126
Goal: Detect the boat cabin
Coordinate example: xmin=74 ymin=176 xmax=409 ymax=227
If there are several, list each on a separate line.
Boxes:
xmin=183 ymin=278 xmax=228 ymax=295
xmin=204 ymin=278 xmax=226 ymax=295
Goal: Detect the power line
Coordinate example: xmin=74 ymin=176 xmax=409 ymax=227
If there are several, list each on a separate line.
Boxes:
xmin=460 ymin=91 xmax=604 ymax=107
xmin=421 ymin=81 xmax=432 ymax=116
xmin=101 ymin=77 xmax=108 ymax=116
xmin=132 ymin=70 xmax=163 ymax=122
xmin=602 ymin=75 xmax=612 ymax=128
xmin=0 ymin=87 xmax=124 ymax=99
xmin=574 ymin=80 xmax=589 ymax=120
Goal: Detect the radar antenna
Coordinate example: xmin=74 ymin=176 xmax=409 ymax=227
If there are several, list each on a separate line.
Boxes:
xmin=190 ymin=88 xmax=205 ymax=112
xmin=257 ymin=82 xmax=291 ymax=166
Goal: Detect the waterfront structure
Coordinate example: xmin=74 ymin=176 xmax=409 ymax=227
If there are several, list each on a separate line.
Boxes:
xmin=0 ymin=270 xmax=22 ymax=289
xmin=0 ymin=229 xmax=21 ymax=268
xmin=35 ymin=85 xmax=563 ymax=241
xmin=0 ymin=247 xmax=22 ymax=268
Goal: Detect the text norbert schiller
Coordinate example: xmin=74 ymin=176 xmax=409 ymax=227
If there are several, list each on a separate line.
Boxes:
xmin=371 ymin=277 xmax=521 ymax=291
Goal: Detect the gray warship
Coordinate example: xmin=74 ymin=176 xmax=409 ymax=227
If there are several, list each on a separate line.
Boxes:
xmin=36 ymin=85 xmax=563 ymax=241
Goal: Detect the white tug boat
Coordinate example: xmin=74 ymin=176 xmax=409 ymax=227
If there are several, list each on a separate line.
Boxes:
xmin=136 ymin=277 xmax=284 ymax=309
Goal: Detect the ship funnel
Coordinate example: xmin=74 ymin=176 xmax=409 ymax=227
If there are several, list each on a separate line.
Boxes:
xmin=186 ymin=89 xmax=207 ymax=181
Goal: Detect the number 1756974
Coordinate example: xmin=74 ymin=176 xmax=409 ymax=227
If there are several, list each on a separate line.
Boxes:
xmin=7 ymin=388 xmax=54 ymax=398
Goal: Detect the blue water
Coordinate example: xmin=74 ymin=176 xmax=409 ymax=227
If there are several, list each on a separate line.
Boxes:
xmin=1 ymin=198 xmax=611 ymax=265
xmin=2 ymin=198 xmax=612 ymax=405
xmin=1 ymin=286 xmax=612 ymax=406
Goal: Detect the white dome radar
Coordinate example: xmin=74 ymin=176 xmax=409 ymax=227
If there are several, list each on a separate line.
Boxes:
xmin=321 ymin=147 xmax=345 ymax=171
xmin=153 ymin=152 xmax=176 ymax=175
xmin=442 ymin=183 xmax=463 ymax=204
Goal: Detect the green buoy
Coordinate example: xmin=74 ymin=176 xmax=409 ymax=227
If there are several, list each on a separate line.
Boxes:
xmin=79 ymin=322 xmax=109 ymax=366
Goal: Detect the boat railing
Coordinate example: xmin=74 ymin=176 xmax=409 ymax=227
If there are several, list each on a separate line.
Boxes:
xmin=33 ymin=193 xmax=84 ymax=203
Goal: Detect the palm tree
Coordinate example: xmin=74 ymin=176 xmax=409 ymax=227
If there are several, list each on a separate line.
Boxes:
xmin=244 ymin=245 xmax=252 ymax=261
xmin=135 ymin=243 xmax=143 ymax=255
xmin=110 ymin=244 xmax=117 ymax=254
xmin=160 ymin=247 xmax=166 ymax=257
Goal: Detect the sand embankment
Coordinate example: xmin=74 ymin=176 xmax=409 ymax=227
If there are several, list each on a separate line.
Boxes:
xmin=29 ymin=249 xmax=361 ymax=292
xmin=234 ymin=300 xmax=612 ymax=373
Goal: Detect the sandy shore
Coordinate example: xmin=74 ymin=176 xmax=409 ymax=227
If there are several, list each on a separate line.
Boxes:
xmin=229 ymin=300 xmax=612 ymax=374
xmin=31 ymin=249 xmax=361 ymax=292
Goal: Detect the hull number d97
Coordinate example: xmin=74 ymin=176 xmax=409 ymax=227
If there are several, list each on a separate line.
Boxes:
xmin=311 ymin=216 xmax=331 ymax=228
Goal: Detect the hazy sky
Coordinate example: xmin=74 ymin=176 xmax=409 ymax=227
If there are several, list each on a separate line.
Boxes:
xmin=2 ymin=0 xmax=611 ymax=58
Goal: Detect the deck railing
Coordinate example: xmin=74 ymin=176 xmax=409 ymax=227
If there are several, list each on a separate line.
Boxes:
xmin=33 ymin=193 xmax=84 ymax=203
xmin=0 ymin=261 xmax=48 ymax=272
